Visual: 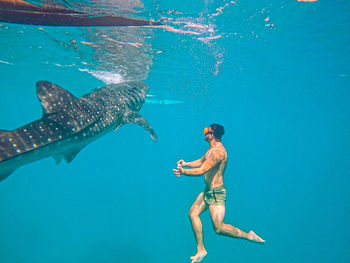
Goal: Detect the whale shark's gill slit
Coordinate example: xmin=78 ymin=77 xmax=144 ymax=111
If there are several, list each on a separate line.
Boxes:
xmin=124 ymin=91 xmax=139 ymax=110
xmin=127 ymin=88 xmax=143 ymax=103
xmin=119 ymin=89 xmax=136 ymax=110
xmin=122 ymin=88 xmax=145 ymax=111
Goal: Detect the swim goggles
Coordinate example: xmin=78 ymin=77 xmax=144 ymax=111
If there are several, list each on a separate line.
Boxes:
xmin=203 ymin=127 xmax=213 ymax=135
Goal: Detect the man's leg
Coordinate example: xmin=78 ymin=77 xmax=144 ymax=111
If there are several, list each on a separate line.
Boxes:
xmin=209 ymin=205 xmax=265 ymax=243
xmin=188 ymin=192 xmax=209 ymax=263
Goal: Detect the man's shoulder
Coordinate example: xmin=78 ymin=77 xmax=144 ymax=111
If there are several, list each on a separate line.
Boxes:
xmin=215 ymin=143 xmax=227 ymax=153
xmin=208 ymin=146 xmax=226 ymax=160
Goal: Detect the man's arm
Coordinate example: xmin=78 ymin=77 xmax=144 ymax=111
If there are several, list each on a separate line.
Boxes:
xmin=179 ymin=150 xmax=224 ymax=176
xmin=178 ymin=157 xmax=205 ymax=168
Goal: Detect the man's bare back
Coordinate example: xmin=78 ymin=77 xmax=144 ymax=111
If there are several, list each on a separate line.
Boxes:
xmin=173 ymin=124 xmax=265 ymax=263
xmin=202 ymin=143 xmax=227 ymax=189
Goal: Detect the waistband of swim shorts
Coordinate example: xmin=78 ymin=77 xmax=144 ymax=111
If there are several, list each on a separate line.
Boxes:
xmin=204 ymin=186 xmax=226 ymax=193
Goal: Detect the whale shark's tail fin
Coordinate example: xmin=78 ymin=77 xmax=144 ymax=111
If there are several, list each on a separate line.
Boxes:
xmin=122 ymin=111 xmax=157 ymax=142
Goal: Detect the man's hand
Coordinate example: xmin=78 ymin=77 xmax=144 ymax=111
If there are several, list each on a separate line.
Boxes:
xmin=174 ymin=159 xmax=186 ymax=177
xmin=177 ymin=159 xmax=186 ymax=167
xmin=173 ymin=167 xmax=183 ymax=177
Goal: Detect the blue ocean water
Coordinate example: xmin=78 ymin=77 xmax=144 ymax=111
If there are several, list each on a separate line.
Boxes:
xmin=0 ymin=0 xmax=349 ymax=262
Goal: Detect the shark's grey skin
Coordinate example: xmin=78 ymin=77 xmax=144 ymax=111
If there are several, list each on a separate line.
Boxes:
xmin=0 ymin=80 xmax=157 ymax=182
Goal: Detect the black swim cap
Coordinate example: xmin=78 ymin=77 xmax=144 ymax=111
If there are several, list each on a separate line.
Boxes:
xmin=209 ymin=124 xmax=225 ymax=139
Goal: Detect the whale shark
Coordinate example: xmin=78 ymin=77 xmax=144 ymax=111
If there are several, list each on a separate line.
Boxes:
xmin=0 ymin=80 xmax=157 ymax=182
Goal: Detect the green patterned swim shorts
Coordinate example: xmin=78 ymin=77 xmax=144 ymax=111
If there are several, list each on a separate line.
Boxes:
xmin=204 ymin=186 xmax=226 ymax=205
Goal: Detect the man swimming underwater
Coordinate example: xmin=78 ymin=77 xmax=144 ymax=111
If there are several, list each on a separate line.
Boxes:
xmin=173 ymin=124 xmax=265 ymax=263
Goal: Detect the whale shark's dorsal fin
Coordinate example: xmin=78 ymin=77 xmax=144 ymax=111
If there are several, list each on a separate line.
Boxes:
xmin=36 ymin=81 xmax=101 ymax=135
xmin=36 ymin=81 xmax=79 ymax=115
xmin=122 ymin=111 xmax=157 ymax=142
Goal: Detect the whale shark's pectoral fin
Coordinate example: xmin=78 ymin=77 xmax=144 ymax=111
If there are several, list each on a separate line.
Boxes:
xmin=123 ymin=111 xmax=157 ymax=142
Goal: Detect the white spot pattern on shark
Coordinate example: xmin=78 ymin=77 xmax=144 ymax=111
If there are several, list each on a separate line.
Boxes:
xmin=0 ymin=80 xmax=157 ymax=182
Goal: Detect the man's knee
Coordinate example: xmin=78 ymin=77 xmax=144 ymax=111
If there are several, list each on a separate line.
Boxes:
xmin=188 ymin=209 xmax=199 ymax=219
xmin=213 ymin=224 xmax=224 ymax=235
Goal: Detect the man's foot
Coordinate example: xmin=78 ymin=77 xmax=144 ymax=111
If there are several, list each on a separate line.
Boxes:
xmin=248 ymin=230 xmax=265 ymax=244
xmin=190 ymin=250 xmax=207 ymax=263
